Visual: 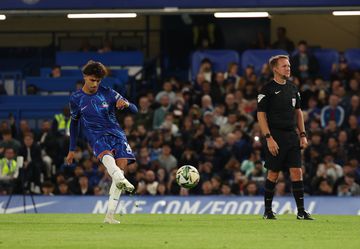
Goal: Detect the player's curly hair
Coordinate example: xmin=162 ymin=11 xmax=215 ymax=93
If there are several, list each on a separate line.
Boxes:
xmin=82 ymin=60 xmax=108 ymax=78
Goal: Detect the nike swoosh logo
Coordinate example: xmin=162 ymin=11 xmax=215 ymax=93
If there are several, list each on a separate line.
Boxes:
xmin=275 ymin=91 xmax=281 ymax=94
xmin=81 ymin=105 xmax=88 ymax=111
xmin=0 ymin=201 xmax=56 ymax=214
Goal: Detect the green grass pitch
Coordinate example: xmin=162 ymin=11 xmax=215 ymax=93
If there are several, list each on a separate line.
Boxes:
xmin=0 ymin=214 xmax=359 ymax=249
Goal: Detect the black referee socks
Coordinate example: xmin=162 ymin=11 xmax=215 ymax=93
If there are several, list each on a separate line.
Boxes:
xmin=292 ymin=181 xmax=305 ymax=213
xmin=264 ymin=179 xmax=276 ymax=212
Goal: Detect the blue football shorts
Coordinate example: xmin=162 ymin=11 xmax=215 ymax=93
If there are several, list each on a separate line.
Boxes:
xmin=92 ymin=134 xmax=135 ymax=164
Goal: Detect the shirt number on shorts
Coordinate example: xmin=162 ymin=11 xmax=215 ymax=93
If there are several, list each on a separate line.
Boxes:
xmin=124 ymin=142 xmax=132 ymax=154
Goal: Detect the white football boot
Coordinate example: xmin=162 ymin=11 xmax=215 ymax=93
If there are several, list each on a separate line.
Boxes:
xmin=104 ymin=214 xmax=120 ymax=224
xmin=115 ymin=178 xmax=135 ymax=193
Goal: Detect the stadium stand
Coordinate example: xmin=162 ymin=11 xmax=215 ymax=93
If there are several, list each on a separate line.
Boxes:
xmin=25 ymin=76 xmax=122 ymax=94
xmin=40 ymin=68 xmax=83 ymax=78
xmin=312 ymin=49 xmax=339 ymax=80
xmin=0 ymin=95 xmax=69 ymax=120
xmin=191 ymin=50 xmax=239 ymax=79
xmin=56 ymin=51 xmax=144 ymax=67
xmin=344 ymin=49 xmax=360 ymax=71
xmin=0 ymin=37 xmax=359 ymax=197
xmin=240 ymin=49 xmax=288 ymax=75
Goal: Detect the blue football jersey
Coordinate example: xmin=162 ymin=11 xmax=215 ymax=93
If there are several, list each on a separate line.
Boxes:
xmin=69 ymin=85 xmax=126 ymax=147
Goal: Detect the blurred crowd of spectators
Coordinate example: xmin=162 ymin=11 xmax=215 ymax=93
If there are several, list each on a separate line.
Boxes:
xmin=1 ymin=37 xmax=359 ymax=197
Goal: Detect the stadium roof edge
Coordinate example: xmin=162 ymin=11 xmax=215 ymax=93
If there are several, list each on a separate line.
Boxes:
xmin=2 ymin=6 xmax=360 ymax=16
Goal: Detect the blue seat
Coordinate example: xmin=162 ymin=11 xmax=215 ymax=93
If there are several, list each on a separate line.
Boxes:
xmin=56 ymin=51 xmax=144 ymax=67
xmin=40 ymin=67 xmax=83 ymax=78
xmin=241 ymin=49 xmax=288 ymax=75
xmin=0 ymin=71 xmax=23 ymax=95
xmin=40 ymin=67 xmax=52 ymax=77
xmin=108 ymin=69 xmax=129 ymax=96
xmin=109 ymin=69 xmax=129 ymax=84
xmin=101 ymin=77 xmax=124 ymax=94
xmin=191 ymin=50 xmax=239 ymax=79
xmin=344 ymin=49 xmax=360 ymax=71
xmin=26 ymin=77 xmax=80 ymax=92
xmin=0 ymin=96 xmax=69 ymax=120
xmin=26 ymin=76 xmax=122 ymax=93
xmin=312 ymin=49 xmax=339 ymax=80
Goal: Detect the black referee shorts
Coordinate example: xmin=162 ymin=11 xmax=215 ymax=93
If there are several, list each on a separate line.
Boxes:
xmin=263 ymin=129 xmax=301 ymax=172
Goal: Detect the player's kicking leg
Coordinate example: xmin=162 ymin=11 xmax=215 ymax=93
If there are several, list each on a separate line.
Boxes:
xmin=100 ymin=152 xmax=135 ymax=193
xmin=115 ymin=158 xmax=135 ymax=193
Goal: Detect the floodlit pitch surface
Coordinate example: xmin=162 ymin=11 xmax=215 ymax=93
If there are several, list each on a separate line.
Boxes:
xmin=0 ymin=214 xmax=359 ymax=249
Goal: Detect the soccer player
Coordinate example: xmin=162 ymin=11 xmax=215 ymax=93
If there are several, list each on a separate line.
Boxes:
xmin=257 ymin=55 xmax=314 ymax=220
xmin=66 ymin=60 xmax=138 ymax=224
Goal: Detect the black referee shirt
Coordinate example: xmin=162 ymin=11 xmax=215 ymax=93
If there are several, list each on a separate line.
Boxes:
xmin=257 ymin=80 xmax=301 ymax=131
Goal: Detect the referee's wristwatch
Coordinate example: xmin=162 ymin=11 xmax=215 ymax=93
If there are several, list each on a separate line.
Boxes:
xmin=300 ymin=131 xmax=307 ymax=138
xmin=265 ymin=133 xmax=272 ymax=139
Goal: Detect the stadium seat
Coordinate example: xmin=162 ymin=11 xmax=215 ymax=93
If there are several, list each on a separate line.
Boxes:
xmin=241 ymin=49 xmax=288 ymax=75
xmin=0 ymin=71 xmax=23 ymax=95
xmin=40 ymin=67 xmax=83 ymax=78
xmin=191 ymin=50 xmax=240 ymax=79
xmin=312 ymin=49 xmax=339 ymax=80
xmin=108 ymin=69 xmax=129 ymax=96
xmin=26 ymin=77 xmax=81 ymax=93
xmin=0 ymin=95 xmax=69 ymax=120
xmin=54 ymin=52 xmax=140 ymax=96
xmin=109 ymin=69 xmax=129 ymax=84
xmin=56 ymin=51 xmax=144 ymax=67
xmin=25 ymin=76 xmax=122 ymax=94
xmin=344 ymin=49 xmax=360 ymax=71
xmin=40 ymin=67 xmax=52 ymax=77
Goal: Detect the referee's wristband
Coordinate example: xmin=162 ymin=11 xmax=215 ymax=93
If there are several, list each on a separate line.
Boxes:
xmin=299 ymin=131 xmax=307 ymax=138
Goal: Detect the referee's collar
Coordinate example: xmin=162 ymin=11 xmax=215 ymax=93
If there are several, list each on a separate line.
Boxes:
xmin=273 ymin=79 xmax=286 ymax=85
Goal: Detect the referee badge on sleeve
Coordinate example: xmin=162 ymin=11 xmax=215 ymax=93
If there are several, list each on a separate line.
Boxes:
xmin=292 ymin=98 xmax=296 ymax=107
xmin=258 ymin=94 xmax=265 ymax=103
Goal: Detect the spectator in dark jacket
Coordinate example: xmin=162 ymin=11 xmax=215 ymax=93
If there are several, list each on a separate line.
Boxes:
xmin=291 ymin=40 xmax=319 ymax=82
xmin=19 ymin=132 xmax=43 ymax=192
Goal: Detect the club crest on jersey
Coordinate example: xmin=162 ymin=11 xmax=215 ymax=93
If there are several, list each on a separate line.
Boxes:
xmin=292 ymin=98 xmax=296 ymax=107
xmin=101 ymin=101 xmax=109 ymax=108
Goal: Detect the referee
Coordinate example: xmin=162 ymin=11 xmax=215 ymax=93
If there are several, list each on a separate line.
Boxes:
xmin=257 ymin=55 xmax=314 ymax=220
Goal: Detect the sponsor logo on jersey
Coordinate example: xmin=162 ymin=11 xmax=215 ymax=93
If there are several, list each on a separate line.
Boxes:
xmin=292 ymin=98 xmax=296 ymax=107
